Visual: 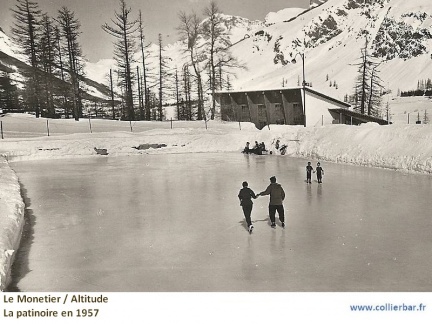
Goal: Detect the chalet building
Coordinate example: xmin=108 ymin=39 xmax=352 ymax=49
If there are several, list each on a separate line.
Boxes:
xmin=214 ymin=87 xmax=387 ymax=128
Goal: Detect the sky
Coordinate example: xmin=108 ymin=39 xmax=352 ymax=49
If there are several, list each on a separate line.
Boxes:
xmin=0 ymin=0 xmax=312 ymax=62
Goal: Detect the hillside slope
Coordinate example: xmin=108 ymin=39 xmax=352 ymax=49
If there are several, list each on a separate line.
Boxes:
xmin=228 ymin=0 xmax=432 ymax=101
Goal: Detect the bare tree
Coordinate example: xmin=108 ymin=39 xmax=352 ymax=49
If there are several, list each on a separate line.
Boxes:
xmin=202 ymin=1 xmax=244 ymax=119
xmin=177 ymin=11 xmax=205 ymax=120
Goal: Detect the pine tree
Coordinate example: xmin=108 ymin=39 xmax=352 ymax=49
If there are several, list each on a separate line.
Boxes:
xmin=58 ymin=6 xmax=85 ymax=121
xmin=182 ymin=64 xmax=193 ymax=120
xmin=344 ymin=94 xmax=348 ymax=102
xmin=0 ymin=72 xmax=20 ymax=111
xmin=384 ymin=101 xmax=391 ymax=124
xmin=352 ymin=39 xmax=383 ymax=115
xmin=11 ymin=0 xmax=42 ymax=116
xmin=423 ymin=109 xmax=430 ymax=124
xmin=39 ymin=13 xmax=57 ymax=117
xmin=54 ymin=26 xmax=70 ymax=118
xmin=138 ymin=10 xmax=151 ymax=120
xmin=226 ymin=75 xmax=232 ymax=91
xmin=102 ymin=0 xmax=138 ymax=120
xmin=157 ymin=34 xmax=173 ymax=121
xmin=136 ymin=66 xmax=143 ymax=119
xmin=426 ymin=78 xmax=432 ymax=91
xmin=158 ymin=34 xmax=163 ymax=121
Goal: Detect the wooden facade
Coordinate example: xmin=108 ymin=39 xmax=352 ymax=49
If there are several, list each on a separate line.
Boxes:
xmin=216 ymin=88 xmax=304 ymax=129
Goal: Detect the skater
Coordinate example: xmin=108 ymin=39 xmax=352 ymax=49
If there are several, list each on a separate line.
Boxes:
xmin=316 ymin=162 xmax=324 ymax=183
xmin=306 ymin=161 xmax=314 ymax=184
xmin=238 ymin=181 xmax=257 ymax=233
xmin=257 ymin=176 xmax=285 ymax=228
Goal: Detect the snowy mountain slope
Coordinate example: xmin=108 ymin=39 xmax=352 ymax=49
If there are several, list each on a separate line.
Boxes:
xmin=80 ymin=0 xmax=432 ymax=123
xmin=0 ymin=28 xmax=115 ymax=103
xmin=228 ymin=0 xmax=432 ymax=102
xmin=264 ymin=8 xmax=306 ymax=25
xmin=85 ymin=14 xmax=263 ymax=87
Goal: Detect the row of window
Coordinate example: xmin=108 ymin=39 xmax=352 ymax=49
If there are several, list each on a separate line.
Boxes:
xmin=240 ymin=103 xmax=300 ymax=116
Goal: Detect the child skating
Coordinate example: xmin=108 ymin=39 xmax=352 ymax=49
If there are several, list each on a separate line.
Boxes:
xmin=238 ymin=181 xmax=257 ymax=233
xmin=306 ymin=161 xmax=314 ymax=184
xmin=316 ymin=162 xmax=324 ymax=183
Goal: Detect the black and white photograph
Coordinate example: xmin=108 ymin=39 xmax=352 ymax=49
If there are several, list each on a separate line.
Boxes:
xmin=0 ymin=0 xmax=432 ymax=322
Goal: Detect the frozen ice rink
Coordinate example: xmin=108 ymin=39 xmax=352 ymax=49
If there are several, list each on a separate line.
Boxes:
xmin=8 ymin=153 xmax=432 ymax=292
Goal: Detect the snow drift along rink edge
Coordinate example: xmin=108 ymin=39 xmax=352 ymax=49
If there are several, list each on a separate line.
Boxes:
xmin=1 ymin=121 xmax=432 ymax=291
xmin=0 ymin=156 xmax=25 ymax=291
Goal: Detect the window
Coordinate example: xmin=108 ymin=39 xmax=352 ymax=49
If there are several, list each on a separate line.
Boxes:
xmin=275 ymin=103 xmax=282 ymax=112
xmin=258 ymin=104 xmax=266 ymax=119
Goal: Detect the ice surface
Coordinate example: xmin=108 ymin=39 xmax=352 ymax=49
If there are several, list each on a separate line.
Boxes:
xmin=7 ymin=154 xmax=432 ymax=292
xmin=1 ymin=114 xmax=432 ymax=291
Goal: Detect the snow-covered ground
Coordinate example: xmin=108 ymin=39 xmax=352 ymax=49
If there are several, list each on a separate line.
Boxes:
xmin=1 ymin=112 xmax=432 ymax=290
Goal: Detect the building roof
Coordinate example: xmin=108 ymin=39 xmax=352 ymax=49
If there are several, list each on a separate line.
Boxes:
xmin=214 ymin=86 xmax=351 ymax=108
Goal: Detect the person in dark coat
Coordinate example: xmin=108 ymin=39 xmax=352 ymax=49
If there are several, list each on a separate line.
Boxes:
xmin=238 ymin=181 xmax=257 ymax=233
xmin=253 ymin=141 xmax=261 ymax=155
xmin=306 ymin=161 xmax=314 ymax=184
xmin=242 ymin=142 xmax=251 ymax=154
xmin=316 ymin=162 xmax=324 ymax=183
xmin=257 ymin=176 xmax=286 ymax=228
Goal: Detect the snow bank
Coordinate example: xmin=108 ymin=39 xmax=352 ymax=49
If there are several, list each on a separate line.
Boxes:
xmin=0 ymin=156 xmax=25 ymax=291
xmin=1 ymin=117 xmax=432 ymax=290
xmin=264 ymin=8 xmax=305 ymax=25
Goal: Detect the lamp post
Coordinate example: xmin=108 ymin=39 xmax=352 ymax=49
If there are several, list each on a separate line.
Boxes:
xmin=292 ymin=53 xmax=306 ymax=127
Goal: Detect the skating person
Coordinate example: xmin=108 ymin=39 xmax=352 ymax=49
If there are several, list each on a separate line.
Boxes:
xmin=238 ymin=181 xmax=257 ymax=233
xmin=257 ymin=176 xmax=286 ymax=228
xmin=316 ymin=162 xmax=324 ymax=183
xmin=306 ymin=161 xmax=314 ymax=184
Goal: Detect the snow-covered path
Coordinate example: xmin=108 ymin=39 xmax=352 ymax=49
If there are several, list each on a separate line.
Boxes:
xmin=8 ymin=153 xmax=432 ymax=292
